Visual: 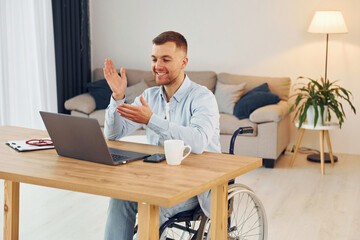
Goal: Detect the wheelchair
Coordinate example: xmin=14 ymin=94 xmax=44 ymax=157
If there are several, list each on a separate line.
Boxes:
xmin=134 ymin=127 xmax=268 ymax=240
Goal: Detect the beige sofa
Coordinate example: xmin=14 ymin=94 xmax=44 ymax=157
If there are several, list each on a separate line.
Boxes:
xmin=65 ymin=69 xmax=291 ymax=168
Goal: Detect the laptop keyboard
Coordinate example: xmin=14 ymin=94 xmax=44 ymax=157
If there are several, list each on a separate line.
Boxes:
xmin=111 ymin=154 xmax=129 ymax=163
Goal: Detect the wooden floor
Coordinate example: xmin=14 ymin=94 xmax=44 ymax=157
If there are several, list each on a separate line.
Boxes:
xmin=0 ymin=152 xmax=359 ymax=240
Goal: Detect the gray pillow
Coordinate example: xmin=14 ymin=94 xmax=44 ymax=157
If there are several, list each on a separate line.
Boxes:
xmin=64 ymin=93 xmax=96 ymax=114
xmin=215 ymin=81 xmax=247 ymax=115
xmin=125 ymin=81 xmax=148 ymax=104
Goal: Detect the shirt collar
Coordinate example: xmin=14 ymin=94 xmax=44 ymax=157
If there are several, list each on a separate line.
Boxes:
xmin=160 ymin=87 xmax=167 ymax=102
xmin=160 ymin=74 xmax=191 ymax=103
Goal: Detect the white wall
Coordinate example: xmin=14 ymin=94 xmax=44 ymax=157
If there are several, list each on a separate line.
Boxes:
xmin=90 ymin=0 xmax=360 ymax=155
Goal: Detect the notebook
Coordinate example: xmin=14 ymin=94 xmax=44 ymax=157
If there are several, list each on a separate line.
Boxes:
xmin=39 ymin=111 xmax=150 ymax=165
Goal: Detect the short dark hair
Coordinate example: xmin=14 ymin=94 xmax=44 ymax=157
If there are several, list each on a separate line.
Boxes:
xmin=152 ymin=31 xmax=187 ymax=55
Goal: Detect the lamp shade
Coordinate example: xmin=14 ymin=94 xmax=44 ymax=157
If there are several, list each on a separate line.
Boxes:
xmin=308 ymin=11 xmax=348 ymax=34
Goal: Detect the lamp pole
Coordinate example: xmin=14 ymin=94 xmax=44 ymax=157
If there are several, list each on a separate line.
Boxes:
xmin=324 ymin=33 xmax=329 ymax=83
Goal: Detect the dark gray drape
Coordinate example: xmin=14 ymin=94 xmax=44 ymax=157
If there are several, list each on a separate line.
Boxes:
xmin=52 ymin=0 xmax=91 ymax=113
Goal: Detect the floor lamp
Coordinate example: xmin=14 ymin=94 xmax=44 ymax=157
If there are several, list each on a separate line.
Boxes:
xmin=307 ymin=11 xmax=348 ymax=163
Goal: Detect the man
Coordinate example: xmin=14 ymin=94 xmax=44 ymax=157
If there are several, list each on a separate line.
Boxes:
xmin=103 ymin=31 xmax=221 ymax=240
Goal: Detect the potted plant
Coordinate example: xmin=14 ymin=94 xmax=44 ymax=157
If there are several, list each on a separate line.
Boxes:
xmin=289 ymin=76 xmax=356 ymax=128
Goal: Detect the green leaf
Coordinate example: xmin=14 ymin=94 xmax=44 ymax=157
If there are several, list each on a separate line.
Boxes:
xmin=290 ymin=76 xmax=356 ymax=129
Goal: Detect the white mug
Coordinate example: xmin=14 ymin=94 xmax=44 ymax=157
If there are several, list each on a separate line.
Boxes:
xmin=164 ymin=140 xmax=192 ymax=165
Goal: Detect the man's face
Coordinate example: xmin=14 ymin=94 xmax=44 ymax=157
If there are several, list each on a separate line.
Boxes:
xmin=151 ymin=42 xmax=188 ymax=86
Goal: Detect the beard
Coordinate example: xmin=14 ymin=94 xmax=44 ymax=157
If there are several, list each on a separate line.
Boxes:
xmin=155 ymin=75 xmax=174 ymax=86
xmin=154 ymin=70 xmax=182 ymax=86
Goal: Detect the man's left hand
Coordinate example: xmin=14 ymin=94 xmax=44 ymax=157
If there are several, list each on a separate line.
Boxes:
xmin=116 ymin=95 xmax=153 ymax=124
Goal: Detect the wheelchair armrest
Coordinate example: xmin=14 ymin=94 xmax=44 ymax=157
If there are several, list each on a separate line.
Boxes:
xmin=229 ymin=126 xmax=254 ymax=155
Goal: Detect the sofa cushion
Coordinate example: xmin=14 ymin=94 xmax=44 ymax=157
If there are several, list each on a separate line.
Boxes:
xmin=70 ymin=110 xmax=89 ymax=118
xmin=87 ymin=76 xmax=150 ymax=108
xmin=219 ymin=114 xmax=257 ymax=136
xmin=87 ymin=79 xmax=112 ymax=109
xmin=93 ymin=68 xmax=105 ymax=82
xmin=215 ymin=81 xmax=246 ymax=115
xmin=125 ymin=69 xmax=155 ymax=86
xmin=217 ymin=73 xmax=290 ymax=101
xmin=125 ymin=80 xmax=148 ymax=104
xmin=233 ymin=83 xmax=281 ymax=120
xmin=64 ymin=93 xmax=96 ymax=114
xmin=93 ymin=68 xmax=155 ymax=87
xmin=186 ymin=71 xmax=217 ymax=92
xmin=89 ymin=109 xmax=106 ymax=127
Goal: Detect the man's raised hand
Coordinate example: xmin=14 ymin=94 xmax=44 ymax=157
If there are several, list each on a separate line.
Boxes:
xmin=116 ymin=95 xmax=153 ymax=124
xmin=103 ymin=59 xmax=127 ymax=101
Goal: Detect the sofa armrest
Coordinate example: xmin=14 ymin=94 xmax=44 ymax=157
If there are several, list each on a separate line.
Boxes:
xmin=220 ymin=114 xmax=257 ymax=136
xmin=64 ymin=93 xmax=96 ymax=114
xmin=249 ymin=100 xmax=289 ymax=123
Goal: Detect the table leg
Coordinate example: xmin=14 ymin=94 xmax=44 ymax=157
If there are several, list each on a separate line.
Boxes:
xmin=325 ymin=130 xmax=335 ymax=166
xmin=138 ymin=202 xmax=159 ymax=240
xmin=290 ymin=128 xmax=305 ymax=167
xmin=320 ymin=130 xmax=325 ymax=175
xmin=211 ymin=182 xmax=228 ymax=239
xmin=4 ymin=180 xmax=19 ymax=240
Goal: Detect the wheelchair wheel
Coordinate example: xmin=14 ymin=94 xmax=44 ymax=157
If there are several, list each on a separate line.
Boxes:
xmin=133 ymin=206 xmax=204 ymax=240
xmin=161 ymin=220 xmax=199 ymax=240
xmin=199 ymin=183 xmax=267 ymax=240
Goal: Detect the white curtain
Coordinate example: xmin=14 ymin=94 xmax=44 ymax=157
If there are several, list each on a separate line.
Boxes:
xmin=0 ymin=0 xmax=57 ymax=129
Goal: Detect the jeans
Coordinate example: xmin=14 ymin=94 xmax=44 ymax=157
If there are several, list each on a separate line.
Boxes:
xmin=104 ymin=196 xmax=199 ymax=240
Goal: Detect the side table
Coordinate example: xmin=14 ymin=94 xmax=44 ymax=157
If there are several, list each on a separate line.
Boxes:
xmin=289 ymin=122 xmax=339 ymax=175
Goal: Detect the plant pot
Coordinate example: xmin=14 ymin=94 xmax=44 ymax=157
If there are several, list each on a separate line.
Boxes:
xmin=307 ymin=105 xmax=328 ymax=127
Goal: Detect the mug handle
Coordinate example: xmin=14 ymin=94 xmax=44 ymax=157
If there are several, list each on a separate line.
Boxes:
xmin=181 ymin=145 xmax=192 ymax=161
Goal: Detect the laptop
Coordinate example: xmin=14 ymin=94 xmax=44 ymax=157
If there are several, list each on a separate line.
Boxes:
xmin=40 ymin=111 xmax=150 ymax=165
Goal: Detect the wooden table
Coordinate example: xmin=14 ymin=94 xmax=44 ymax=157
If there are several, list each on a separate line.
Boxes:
xmin=0 ymin=126 xmax=262 ymax=240
xmin=289 ymin=122 xmax=339 ymax=175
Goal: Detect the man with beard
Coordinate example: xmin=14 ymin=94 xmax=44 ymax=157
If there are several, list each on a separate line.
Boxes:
xmin=103 ymin=31 xmax=220 ymax=240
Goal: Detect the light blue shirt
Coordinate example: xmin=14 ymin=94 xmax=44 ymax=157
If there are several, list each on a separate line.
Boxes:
xmin=104 ymin=75 xmax=221 ymax=217
xmin=104 ymin=75 xmax=221 ymax=154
